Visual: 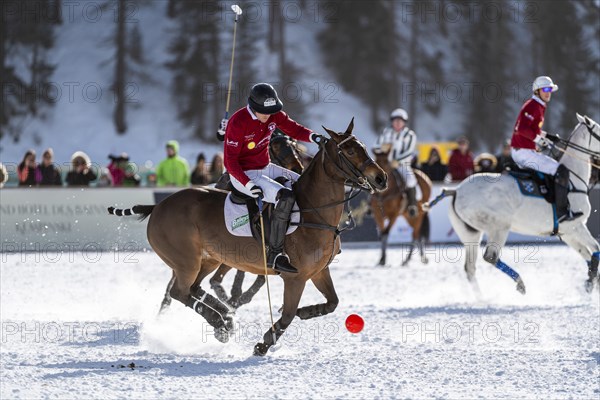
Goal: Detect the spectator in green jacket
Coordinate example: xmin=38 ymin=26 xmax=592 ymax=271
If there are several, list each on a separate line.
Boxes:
xmin=156 ymin=140 xmax=190 ymax=187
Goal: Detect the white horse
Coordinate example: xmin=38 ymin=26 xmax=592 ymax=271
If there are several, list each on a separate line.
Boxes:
xmin=426 ymin=114 xmax=600 ymax=294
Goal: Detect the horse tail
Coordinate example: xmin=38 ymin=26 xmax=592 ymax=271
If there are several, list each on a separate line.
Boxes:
xmin=422 ymin=188 xmax=456 ymax=211
xmin=107 ymin=205 xmax=155 ymax=221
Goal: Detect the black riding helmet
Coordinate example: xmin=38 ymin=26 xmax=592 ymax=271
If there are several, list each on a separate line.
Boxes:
xmin=248 ymin=83 xmax=283 ymax=114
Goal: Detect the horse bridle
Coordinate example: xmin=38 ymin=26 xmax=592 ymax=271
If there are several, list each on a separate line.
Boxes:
xmin=320 ymin=135 xmax=377 ymax=193
xmin=553 ymin=121 xmax=600 ymax=193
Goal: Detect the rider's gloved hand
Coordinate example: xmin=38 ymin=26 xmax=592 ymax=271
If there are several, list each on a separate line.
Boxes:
xmin=216 ymin=118 xmax=228 ymax=142
xmin=534 ymin=134 xmax=551 ymax=148
xmin=245 ymin=181 xmax=264 ymax=199
xmin=545 ymin=133 xmax=560 ymax=143
xmin=310 ymin=132 xmax=326 ymax=144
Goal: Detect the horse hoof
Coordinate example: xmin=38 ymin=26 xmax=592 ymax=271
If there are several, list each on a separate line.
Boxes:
xmin=214 ymin=327 xmax=230 ymax=343
xmin=585 ymin=279 xmax=595 ymax=293
xmin=516 ymin=278 xmax=526 ymax=295
xmin=253 ymin=342 xmax=269 ymax=356
xmin=421 ymin=257 xmax=429 ymax=265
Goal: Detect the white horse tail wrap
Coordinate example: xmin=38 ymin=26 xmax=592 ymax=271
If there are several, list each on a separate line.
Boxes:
xmin=424 ymin=114 xmax=600 ymax=294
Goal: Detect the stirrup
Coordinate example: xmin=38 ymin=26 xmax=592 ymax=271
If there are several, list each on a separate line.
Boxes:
xmin=268 ymin=252 xmax=298 ymax=274
xmin=558 ymin=211 xmax=583 ymax=223
xmin=407 ymin=205 xmax=418 ymax=218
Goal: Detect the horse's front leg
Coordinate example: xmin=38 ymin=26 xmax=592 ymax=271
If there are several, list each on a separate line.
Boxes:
xmin=209 ymin=264 xmax=233 ymax=302
xmin=296 ymin=267 xmax=339 ymax=320
xmin=229 ymin=275 xmax=266 ymax=309
xmin=254 ymin=278 xmax=306 ymax=356
xmin=158 ymin=273 xmax=176 ymax=315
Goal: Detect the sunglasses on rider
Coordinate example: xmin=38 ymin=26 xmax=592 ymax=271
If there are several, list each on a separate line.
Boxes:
xmin=541 ymin=87 xmax=553 ymax=93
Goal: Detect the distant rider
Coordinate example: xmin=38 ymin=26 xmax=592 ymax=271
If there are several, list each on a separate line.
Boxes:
xmin=375 ymin=108 xmax=419 ymax=218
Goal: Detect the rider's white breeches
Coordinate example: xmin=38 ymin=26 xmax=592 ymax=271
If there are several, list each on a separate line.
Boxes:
xmin=231 ymin=163 xmax=300 ymax=204
xmin=397 ymin=163 xmax=417 ymax=188
xmin=511 ymin=148 xmax=559 ymax=175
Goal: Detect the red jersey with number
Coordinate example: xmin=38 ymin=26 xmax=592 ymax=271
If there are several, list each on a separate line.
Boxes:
xmin=224 ymin=106 xmax=312 ymax=186
xmin=511 ymin=96 xmax=546 ymax=150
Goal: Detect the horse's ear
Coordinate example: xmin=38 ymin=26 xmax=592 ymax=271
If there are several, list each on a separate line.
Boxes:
xmin=576 ymin=113 xmax=585 ymax=124
xmin=322 ymin=125 xmax=341 ymax=139
xmin=345 ymin=117 xmax=355 ymax=135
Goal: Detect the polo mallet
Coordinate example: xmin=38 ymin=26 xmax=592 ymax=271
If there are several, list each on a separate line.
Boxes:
xmin=257 ymin=198 xmax=277 ymax=346
xmin=225 ymin=4 xmax=243 ymax=120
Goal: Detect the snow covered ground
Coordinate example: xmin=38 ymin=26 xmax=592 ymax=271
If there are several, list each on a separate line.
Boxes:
xmin=1 ymin=245 xmax=598 ymax=399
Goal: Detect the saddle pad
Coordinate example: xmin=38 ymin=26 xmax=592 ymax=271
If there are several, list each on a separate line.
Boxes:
xmin=224 ymin=193 xmax=300 ymax=237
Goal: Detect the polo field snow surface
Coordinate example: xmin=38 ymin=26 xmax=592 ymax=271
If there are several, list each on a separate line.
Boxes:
xmin=1 ymin=245 xmax=598 ymax=399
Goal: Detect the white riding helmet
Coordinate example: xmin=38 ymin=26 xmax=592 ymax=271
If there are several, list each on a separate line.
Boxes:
xmin=532 ymin=76 xmax=559 ymax=93
xmin=390 ymin=108 xmax=408 ymax=121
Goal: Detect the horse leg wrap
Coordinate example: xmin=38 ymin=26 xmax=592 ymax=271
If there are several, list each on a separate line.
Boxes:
xmin=234 ymin=275 xmax=265 ymax=308
xmin=230 ymin=270 xmax=245 ymax=300
xmin=589 ymin=252 xmax=600 ymax=280
xmin=296 ymin=302 xmax=336 ymax=320
xmin=253 ymin=320 xmax=286 ymax=356
xmin=495 ymin=259 xmax=520 ymax=281
xmin=189 ymin=290 xmax=230 ymax=330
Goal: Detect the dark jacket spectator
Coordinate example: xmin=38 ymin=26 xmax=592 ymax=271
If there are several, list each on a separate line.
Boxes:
xmin=38 ymin=148 xmax=62 ymax=186
xmin=495 ymin=140 xmax=517 ymax=172
xmin=107 ymin=153 xmax=129 ymax=186
xmin=191 ymin=153 xmax=210 ymax=185
xmin=66 ymin=151 xmax=97 ymax=186
xmin=209 ymin=152 xmax=224 ymax=184
xmin=448 ymin=137 xmax=474 ymax=182
xmin=18 ymin=150 xmax=41 ymax=186
xmin=421 ymin=146 xmax=448 ymax=182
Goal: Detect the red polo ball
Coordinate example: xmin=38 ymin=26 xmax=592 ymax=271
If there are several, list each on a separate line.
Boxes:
xmin=345 ymin=314 xmax=364 ymax=333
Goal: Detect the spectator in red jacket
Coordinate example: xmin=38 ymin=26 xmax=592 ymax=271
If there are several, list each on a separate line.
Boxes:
xmin=448 ymin=137 xmax=474 ymax=182
xmin=107 ymin=153 xmax=129 ymax=186
xmin=220 ymin=83 xmax=323 ymax=274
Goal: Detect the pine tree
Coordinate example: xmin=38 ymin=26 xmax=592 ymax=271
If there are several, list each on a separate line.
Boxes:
xmin=454 ymin=0 xmax=514 ymax=150
xmin=167 ymin=0 xmax=221 ymax=140
xmin=318 ymin=0 xmax=398 ymax=132
xmin=1 ymin=0 xmax=60 ymax=142
xmin=533 ymin=1 xmax=599 ymax=134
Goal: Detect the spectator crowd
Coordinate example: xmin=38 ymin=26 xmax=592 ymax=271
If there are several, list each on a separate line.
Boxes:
xmin=1 ymin=137 xmax=514 ymax=188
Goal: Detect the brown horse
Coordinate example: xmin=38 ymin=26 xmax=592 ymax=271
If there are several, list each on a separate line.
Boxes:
xmin=158 ymin=133 xmax=305 ymax=313
xmin=109 ymin=119 xmax=387 ymax=355
xmin=370 ymin=149 xmax=432 ymax=266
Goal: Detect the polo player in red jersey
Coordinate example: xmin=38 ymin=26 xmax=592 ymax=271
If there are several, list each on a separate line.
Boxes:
xmin=511 ymin=76 xmax=580 ymax=221
xmin=220 ymin=83 xmax=324 ymax=273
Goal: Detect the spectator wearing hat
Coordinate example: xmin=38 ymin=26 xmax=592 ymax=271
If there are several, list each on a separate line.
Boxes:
xmin=0 ymin=163 xmax=8 ymax=188
xmin=66 ymin=151 xmax=97 ymax=186
xmin=474 ymin=153 xmax=498 ymax=173
xmin=156 ymin=140 xmax=189 ymax=187
xmin=448 ymin=137 xmax=474 ymax=182
xmin=191 ymin=153 xmax=210 ymax=185
xmin=38 ymin=148 xmax=62 ymax=186
xmin=107 ymin=153 xmax=130 ymax=186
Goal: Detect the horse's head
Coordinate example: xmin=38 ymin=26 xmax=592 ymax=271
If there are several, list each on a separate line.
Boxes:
xmin=269 ymin=133 xmax=304 ymax=174
xmin=371 ymin=145 xmax=392 ymax=169
xmin=576 ymin=113 xmax=600 ymax=155
xmin=321 ymin=118 xmax=388 ymax=192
